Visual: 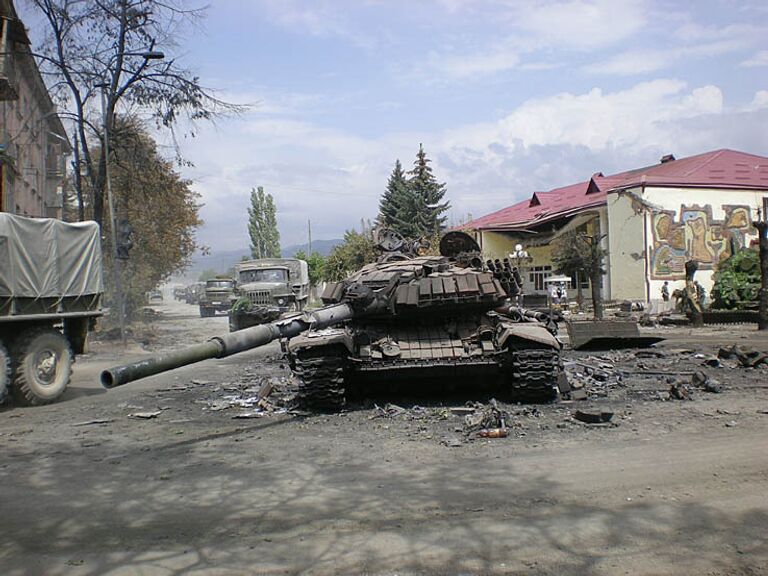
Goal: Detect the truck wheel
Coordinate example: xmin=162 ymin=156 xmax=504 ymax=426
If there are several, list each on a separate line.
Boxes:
xmin=0 ymin=341 xmax=10 ymax=404
xmin=11 ymin=328 xmax=72 ymax=406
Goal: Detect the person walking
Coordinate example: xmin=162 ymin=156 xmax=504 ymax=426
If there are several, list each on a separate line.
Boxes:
xmin=661 ymin=281 xmax=670 ymax=302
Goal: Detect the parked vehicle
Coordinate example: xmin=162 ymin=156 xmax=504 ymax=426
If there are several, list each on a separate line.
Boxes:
xmin=228 ymin=258 xmax=309 ymax=331
xmin=0 ymin=213 xmax=103 ymax=405
xmin=199 ymin=278 xmax=236 ymax=317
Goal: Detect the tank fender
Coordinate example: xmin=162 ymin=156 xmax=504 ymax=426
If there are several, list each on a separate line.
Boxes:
xmin=496 ymin=322 xmax=561 ymax=350
xmin=287 ymin=328 xmax=353 ymax=354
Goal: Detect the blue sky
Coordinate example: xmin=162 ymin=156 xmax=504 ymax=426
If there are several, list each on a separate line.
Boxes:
xmin=44 ymin=0 xmax=768 ymax=251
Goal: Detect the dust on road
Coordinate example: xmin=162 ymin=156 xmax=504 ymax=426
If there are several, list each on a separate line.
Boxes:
xmin=1 ymin=299 xmax=767 ymax=575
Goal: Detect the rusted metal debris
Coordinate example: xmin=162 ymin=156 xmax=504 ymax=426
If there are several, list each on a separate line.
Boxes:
xmin=567 ymin=320 xmax=665 ymax=351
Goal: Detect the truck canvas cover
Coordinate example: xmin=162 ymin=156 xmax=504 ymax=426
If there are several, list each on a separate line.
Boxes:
xmin=0 ymin=213 xmax=103 ymax=298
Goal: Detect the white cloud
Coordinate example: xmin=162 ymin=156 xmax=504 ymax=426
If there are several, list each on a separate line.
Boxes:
xmin=182 ymin=79 xmax=766 ymax=251
xmin=511 ymin=0 xmax=648 ymax=50
xmin=744 ymin=90 xmax=768 ymax=111
xmin=740 ymin=50 xmax=768 ymax=67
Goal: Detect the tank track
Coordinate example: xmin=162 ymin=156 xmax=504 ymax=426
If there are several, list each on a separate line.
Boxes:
xmin=294 ymin=352 xmax=346 ymax=411
xmin=504 ymin=347 xmax=559 ymax=402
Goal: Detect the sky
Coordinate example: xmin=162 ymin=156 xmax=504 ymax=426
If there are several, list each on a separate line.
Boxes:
xmin=35 ymin=0 xmax=768 ymax=252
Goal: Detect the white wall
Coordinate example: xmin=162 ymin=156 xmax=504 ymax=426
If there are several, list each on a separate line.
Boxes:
xmin=607 ymin=185 xmax=767 ymax=302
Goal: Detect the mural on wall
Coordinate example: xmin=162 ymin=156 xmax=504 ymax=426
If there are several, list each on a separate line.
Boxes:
xmin=650 ymin=204 xmax=754 ymax=279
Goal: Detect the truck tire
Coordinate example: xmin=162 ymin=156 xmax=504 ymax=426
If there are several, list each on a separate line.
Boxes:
xmin=0 ymin=341 xmax=10 ymax=404
xmin=11 ymin=328 xmax=72 ymax=406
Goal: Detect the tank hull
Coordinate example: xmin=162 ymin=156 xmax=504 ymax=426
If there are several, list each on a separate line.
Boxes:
xmin=288 ymin=312 xmax=561 ymax=409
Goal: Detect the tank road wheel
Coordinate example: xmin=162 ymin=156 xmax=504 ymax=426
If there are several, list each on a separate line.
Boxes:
xmin=11 ymin=328 xmax=72 ymax=406
xmin=503 ymin=345 xmax=559 ymax=403
xmin=293 ymin=349 xmax=347 ymax=412
xmin=0 ymin=341 xmax=10 ymax=404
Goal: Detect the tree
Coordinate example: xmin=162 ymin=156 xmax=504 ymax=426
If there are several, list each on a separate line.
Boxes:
xmin=323 ymin=229 xmax=377 ymax=282
xmin=294 ymin=250 xmax=326 ymax=286
xmin=105 ymin=119 xmax=201 ymax=318
xmin=552 ymin=231 xmax=607 ymax=319
xmin=394 ymin=144 xmax=450 ymax=239
xmin=754 ymin=216 xmax=768 ymax=330
xmin=247 ymin=186 xmax=281 ymax=259
xmin=28 ymin=0 xmax=245 ymax=228
xmin=198 ymin=269 xmax=220 ymax=282
xmin=378 ymin=159 xmax=408 ymax=229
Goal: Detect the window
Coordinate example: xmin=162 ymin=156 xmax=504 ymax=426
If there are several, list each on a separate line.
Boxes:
xmin=239 ymin=268 xmax=288 ymax=283
xmin=529 ymin=265 xmax=552 ymax=291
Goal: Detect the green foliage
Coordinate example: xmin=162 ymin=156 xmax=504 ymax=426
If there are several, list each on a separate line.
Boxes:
xmin=198 ymin=269 xmax=219 ymax=282
xmin=378 ymin=145 xmax=451 ymax=240
xmin=552 ymin=231 xmax=607 ymax=319
xmin=104 ymin=120 xmax=201 ymax=319
xmin=711 ymin=249 xmax=761 ymax=309
xmin=294 ymin=250 xmax=326 ymax=286
xmin=378 ymin=159 xmax=408 ymax=229
xmin=552 ymin=231 xmax=606 ymax=278
xmin=323 ymin=229 xmax=377 ymax=282
xmin=248 ymin=187 xmax=281 ymax=258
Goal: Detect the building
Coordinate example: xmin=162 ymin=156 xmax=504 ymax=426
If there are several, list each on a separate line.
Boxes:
xmin=463 ymin=149 xmax=768 ymax=303
xmin=1 ymin=0 xmax=71 ymax=218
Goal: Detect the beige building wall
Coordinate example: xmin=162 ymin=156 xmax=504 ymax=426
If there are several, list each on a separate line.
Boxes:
xmin=1 ymin=1 xmax=69 ymax=218
xmin=606 ymin=189 xmax=647 ymax=301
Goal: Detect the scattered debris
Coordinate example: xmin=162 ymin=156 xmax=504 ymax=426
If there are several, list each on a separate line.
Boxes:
xmin=572 ymin=410 xmax=614 ymax=424
xmin=129 ymin=411 xmax=162 ymax=419
xmin=464 ymin=400 xmax=508 ymax=434
xmin=691 ymin=371 xmax=722 ymax=393
xmin=718 ymin=345 xmax=768 ymax=368
xmin=72 ymin=419 xmax=113 ymax=427
xmin=477 ymin=428 xmax=508 ymax=438
xmin=669 ymin=382 xmax=692 ymax=400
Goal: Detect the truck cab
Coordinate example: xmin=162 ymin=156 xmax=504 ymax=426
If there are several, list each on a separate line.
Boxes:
xmin=229 ymin=258 xmax=309 ymax=331
xmin=199 ymin=278 xmax=236 ymax=317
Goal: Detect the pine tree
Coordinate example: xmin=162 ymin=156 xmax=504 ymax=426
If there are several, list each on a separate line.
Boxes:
xmin=378 ymin=159 xmax=408 ymax=229
xmin=248 ymin=187 xmax=281 ymax=258
xmin=398 ymin=144 xmax=450 ymax=238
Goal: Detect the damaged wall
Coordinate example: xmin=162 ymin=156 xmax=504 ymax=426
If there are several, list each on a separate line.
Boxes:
xmin=607 ymin=186 xmax=767 ymax=302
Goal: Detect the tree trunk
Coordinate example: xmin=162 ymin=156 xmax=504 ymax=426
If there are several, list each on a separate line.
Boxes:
xmin=755 ymin=221 xmax=768 ymax=330
xmin=576 ymin=270 xmax=584 ymax=311
xmin=590 ymin=272 xmax=603 ymax=320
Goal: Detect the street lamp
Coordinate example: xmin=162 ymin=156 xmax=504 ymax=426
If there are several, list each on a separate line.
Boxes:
xmin=96 ymin=49 xmax=165 ymax=343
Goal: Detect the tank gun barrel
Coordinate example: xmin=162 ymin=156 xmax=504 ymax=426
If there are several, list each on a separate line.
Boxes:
xmin=101 ymin=303 xmax=354 ymax=389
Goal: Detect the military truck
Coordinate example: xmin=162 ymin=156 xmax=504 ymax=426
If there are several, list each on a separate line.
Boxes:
xmin=0 ymin=213 xmax=103 ymax=405
xmin=228 ymin=258 xmax=309 ymax=331
xmin=199 ymin=277 xmax=236 ymax=317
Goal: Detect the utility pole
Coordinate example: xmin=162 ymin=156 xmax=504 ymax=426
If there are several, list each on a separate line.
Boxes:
xmin=97 ymin=82 xmax=126 ymax=344
xmin=308 ymin=219 xmax=312 ymax=254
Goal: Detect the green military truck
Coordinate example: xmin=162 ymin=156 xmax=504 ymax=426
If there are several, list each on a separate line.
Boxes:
xmin=229 ymin=258 xmax=309 ymax=331
xmin=0 ymin=213 xmax=103 ymax=405
xmin=198 ymin=277 xmax=236 ymax=317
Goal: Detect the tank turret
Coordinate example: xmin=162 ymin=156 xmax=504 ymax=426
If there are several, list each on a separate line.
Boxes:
xmin=102 ymin=230 xmax=562 ymax=410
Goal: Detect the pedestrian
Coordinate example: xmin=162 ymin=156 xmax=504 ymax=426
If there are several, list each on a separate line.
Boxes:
xmin=661 ymin=281 xmax=670 ymax=302
xmin=694 ymin=281 xmax=706 ymax=307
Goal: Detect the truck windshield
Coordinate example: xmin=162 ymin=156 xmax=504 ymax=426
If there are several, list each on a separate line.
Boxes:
xmin=239 ymin=269 xmax=288 ymax=283
xmin=207 ymin=281 xmax=233 ymax=289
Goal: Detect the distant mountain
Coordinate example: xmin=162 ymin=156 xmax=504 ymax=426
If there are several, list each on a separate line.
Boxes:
xmin=282 ymin=239 xmax=342 ymax=257
xmin=173 ymin=239 xmax=342 ymax=283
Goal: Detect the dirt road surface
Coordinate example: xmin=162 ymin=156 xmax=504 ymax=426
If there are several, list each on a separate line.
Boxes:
xmin=1 ymin=299 xmax=767 ymax=575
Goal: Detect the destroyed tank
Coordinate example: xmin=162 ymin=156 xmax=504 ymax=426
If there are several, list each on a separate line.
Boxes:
xmin=101 ymin=230 xmax=562 ymax=410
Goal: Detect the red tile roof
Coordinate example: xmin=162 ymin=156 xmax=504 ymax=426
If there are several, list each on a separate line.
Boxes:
xmin=465 ymin=149 xmax=768 ymax=231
